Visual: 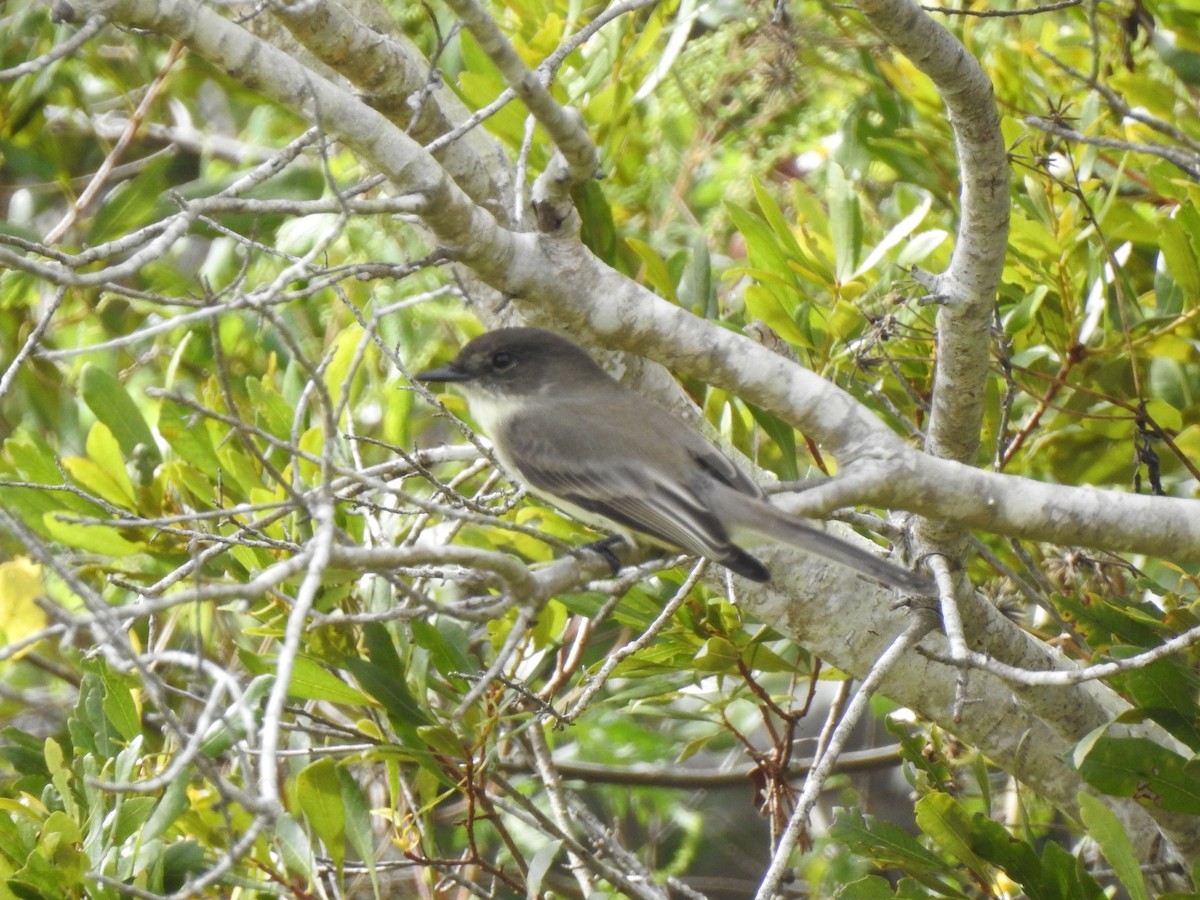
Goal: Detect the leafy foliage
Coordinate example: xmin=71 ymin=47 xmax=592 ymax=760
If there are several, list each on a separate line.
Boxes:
xmin=1 ymin=0 xmax=1199 ymax=896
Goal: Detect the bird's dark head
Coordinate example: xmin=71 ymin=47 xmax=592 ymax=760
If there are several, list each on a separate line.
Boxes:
xmin=415 ymin=327 xmax=605 ymax=398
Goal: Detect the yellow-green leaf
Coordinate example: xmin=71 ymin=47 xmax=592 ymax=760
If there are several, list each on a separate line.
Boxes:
xmin=42 ymin=512 xmax=146 ymax=556
xmin=0 ymin=559 xmax=47 ymax=656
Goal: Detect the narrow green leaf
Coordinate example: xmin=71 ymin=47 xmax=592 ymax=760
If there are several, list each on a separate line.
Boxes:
xmin=626 ymin=238 xmax=678 ymax=303
xmin=827 ymin=162 xmax=862 ymax=283
xmin=410 ymin=619 xmax=474 ymax=681
xmin=343 ymin=624 xmax=433 ymax=731
xmin=286 ymin=655 xmax=374 ymax=707
xmin=273 ymin=813 xmax=315 ymax=880
xmin=745 ymin=403 xmax=798 ymax=481
xmin=678 ymin=233 xmax=714 ymax=316
xmin=337 ymin=767 xmax=377 ymax=894
xmin=741 ymin=282 xmax=807 ymax=346
xmin=727 ymin=203 xmax=798 ymax=287
xmin=416 ymin=725 xmax=465 ymax=757
xmin=80 ymin=363 xmax=162 ymax=469
xmin=141 ymin=773 xmax=191 ymax=844
xmin=297 ymin=758 xmax=346 ymax=870
xmin=752 ymin=176 xmax=806 ymax=262
xmin=43 ymin=510 xmax=146 ymax=556
xmin=1077 ymin=793 xmax=1148 ymax=900
xmin=526 ymin=840 xmax=563 ymax=896
xmin=111 ymin=797 xmax=158 ymax=844
xmin=161 ymin=840 xmax=207 ymax=892
xmin=1158 ymin=218 xmax=1200 ymax=297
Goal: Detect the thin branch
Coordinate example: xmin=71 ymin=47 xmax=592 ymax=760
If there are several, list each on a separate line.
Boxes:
xmin=0 ymin=14 xmax=107 ymax=80
xmin=755 ymin=614 xmax=936 ymax=900
xmin=921 ymin=0 xmax=1081 ymax=15
xmin=1026 ymin=115 xmax=1200 ymax=180
xmin=439 ymin=0 xmax=601 ymax=188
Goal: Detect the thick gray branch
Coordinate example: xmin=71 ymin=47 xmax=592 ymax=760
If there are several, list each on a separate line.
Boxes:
xmin=859 ymin=0 xmax=1010 ymax=466
xmin=269 ymin=0 xmax=516 ymax=218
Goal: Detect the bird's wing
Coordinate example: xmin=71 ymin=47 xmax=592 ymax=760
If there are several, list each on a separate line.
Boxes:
xmin=498 ymin=421 xmax=737 ymax=559
xmin=686 ymin=442 xmax=763 ymax=499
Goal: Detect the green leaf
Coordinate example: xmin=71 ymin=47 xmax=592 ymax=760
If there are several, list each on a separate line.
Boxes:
xmin=1109 ymin=647 xmax=1200 ymax=750
xmin=626 ymin=238 xmax=678 ymax=303
xmin=158 ymin=396 xmax=222 ymax=474
xmin=43 ymin=511 xmax=146 ymax=556
xmin=88 ymin=153 xmax=173 ymax=241
xmin=854 ymin=191 xmax=931 ymax=278
xmin=410 ymin=619 xmax=473 ymax=682
xmin=527 ymin=840 xmax=563 ymax=896
xmin=1051 ymin=592 xmax=1170 ymax=650
xmin=198 ymin=675 xmax=274 ymax=757
xmin=416 ymin=725 xmax=465 ymax=757
xmin=574 ymin=179 xmax=618 ymax=265
xmin=1076 ymin=792 xmax=1148 ymax=900
xmin=336 ymin=767 xmax=377 ymax=893
xmin=12 ymin=811 xmax=86 ymax=897
xmin=967 ymin=806 xmax=1094 ymax=900
xmin=245 ymin=375 xmax=295 ymax=442
xmin=71 ymin=672 xmax=119 ymax=758
xmin=1158 ymin=217 xmax=1200 ymax=298
xmin=111 ymin=797 xmax=158 ymax=844
xmin=161 ymin=840 xmax=207 ymax=894
xmin=4 ymin=429 xmax=66 ymax=485
xmin=827 ymin=162 xmax=862 ymax=283
xmin=836 ymin=875 xmax=898 ymax=899
xmin=1075 ymin=735 xmax=1200 ymax=815
xmin=296 ymin=758 xmax=346 ymax=870
xmin=141 ymin=774 xmax=191 ymax=844
xmin=830 ymin=807 xmax=966 ymax=896
xmin=913 ymin=794 xmax=990 ymax=880
xmin=342 ymin=624 xmax=433 ymax=734
xmin=87 ymin=421 xmax=138 ymax=505
xmin=0 ymin=729 xmax=50 ymax=782
xmin=745 ymin=403 xmax=798 ymax=480
xmin=100 ymin=667 xmax=142 ymax=742
xmin=80 ymin=363 xmax=162 ymax=471
xmin=678 ymin=233 xmax=714 ymax=316
xmin=285 ymin=655 xmax=374 ymax=707
xmin=741 ymin=282 xmax=808 ymax=346
xmin=62 ymin=452 xmax=133 ymax=508
xmin=752 ymin=177 xmax=806 ymax=263
xmin=273 ymin=813 xmax=314 ymax=881
xmin=727 ymin=202 xmax=799 ymax=288
xmin=693 ymin=636 xmax=739 ymax=673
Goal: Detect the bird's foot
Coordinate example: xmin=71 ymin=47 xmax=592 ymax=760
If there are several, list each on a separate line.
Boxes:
xmin=578 ymin=535 xmax=627 ymax=575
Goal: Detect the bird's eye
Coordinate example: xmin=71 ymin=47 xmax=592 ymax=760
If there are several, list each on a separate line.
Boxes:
xmin=491 ymin=351 xmax=513 ymax=370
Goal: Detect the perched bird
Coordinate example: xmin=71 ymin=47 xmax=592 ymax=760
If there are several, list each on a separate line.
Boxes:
xmin=416 ymin=327 xmax=932 ymax=593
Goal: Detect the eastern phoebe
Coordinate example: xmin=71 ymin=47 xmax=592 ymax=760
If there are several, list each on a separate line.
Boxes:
xmin=416 ymin=327 xmax=931 ymax=593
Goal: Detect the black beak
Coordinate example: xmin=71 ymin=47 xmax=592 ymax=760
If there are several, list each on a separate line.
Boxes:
xmin=414 ymin=363 xmax=472 ymax=384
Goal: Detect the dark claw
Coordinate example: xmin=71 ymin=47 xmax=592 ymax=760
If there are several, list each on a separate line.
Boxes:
xmin=580 ymin=535 xmax=627 ymax=575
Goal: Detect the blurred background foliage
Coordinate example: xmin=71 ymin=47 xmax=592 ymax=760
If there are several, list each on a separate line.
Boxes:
xmin=1 ymin=0 xmax=1200 ymax=895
